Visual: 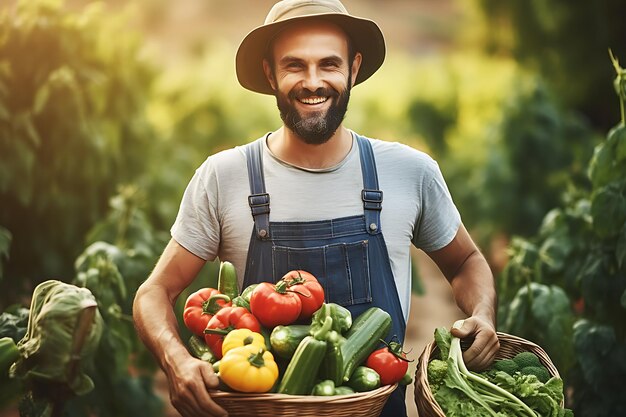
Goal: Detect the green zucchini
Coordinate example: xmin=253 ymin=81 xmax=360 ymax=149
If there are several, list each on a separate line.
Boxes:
xmin=187 ymin=335 xmax=217 ymax=363
xmin=277 ymin=316 xmax=332 ymax=395
xmin=318 ymin=330 xmax=344 ymax=385
xmin=341 ymin=307 xmax=391 ymax=382
xmin=346 ymin=366 xmax=381 ymax=392
xmin=334 ymin=386 xmax=355 ymax=395
xmin=217 ymin=261 xmax=239 ymax=301
xmin=269 ymin=324 xmax=310 ymax=359
xmin=311 ymin=380 xmax=335 ymax=396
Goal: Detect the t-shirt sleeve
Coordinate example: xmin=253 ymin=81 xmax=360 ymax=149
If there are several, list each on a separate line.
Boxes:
xmin=170 ymin=164 xmax=220 ymax=261
xmin=412 ymin=160 xmax=461 ymax=252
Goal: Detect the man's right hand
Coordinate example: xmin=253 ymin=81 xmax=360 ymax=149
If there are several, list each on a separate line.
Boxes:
xmin=165 ymin=355 xmax=228 ymax=417
xmin=133 ymin=239 xmax=229 ymax=417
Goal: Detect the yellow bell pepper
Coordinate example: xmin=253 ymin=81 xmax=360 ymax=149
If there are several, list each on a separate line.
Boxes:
xmin=219 ymin=345 xmax=279 ymax=393
xmin=221 ymin=328 xmax=266 ymax=357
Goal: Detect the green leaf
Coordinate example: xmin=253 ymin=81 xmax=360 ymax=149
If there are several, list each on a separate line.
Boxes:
xmin=621 ymin=289 xmax=626 ymax=309
xmin=614 ymin=125 xmax=626 ymax=162
xmin=588 ymin=140 xmax=615 ymax=187
xmin=590 ymin=182 xmax=626 ymax=238
xmin=617 ymin=223 xmax=626 ymax=269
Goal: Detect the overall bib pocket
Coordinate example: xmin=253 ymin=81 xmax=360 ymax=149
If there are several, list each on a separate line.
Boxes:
xmin=272 ymin=240 xmax=372 ymax=306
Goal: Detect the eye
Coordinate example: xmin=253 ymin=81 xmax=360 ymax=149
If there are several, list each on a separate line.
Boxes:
xmin=285 ymin=62 xmax=303 ymax=70
xmin=321 ymin=60 xmax=340 ymax=68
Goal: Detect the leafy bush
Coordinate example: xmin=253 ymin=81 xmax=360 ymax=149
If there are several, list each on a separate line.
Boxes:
xmin=499 ymin=53 xmax=626 ymax=416
xmin=0 ymin=0 xmax=156 ymax=302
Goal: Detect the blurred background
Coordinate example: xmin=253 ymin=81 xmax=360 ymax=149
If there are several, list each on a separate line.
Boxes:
xmin=1 ymin=0 xmax=625 ymax=416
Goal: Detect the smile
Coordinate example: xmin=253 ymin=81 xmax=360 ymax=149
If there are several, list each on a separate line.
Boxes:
xmin=298 ymin=96 xmax=329 ymax=105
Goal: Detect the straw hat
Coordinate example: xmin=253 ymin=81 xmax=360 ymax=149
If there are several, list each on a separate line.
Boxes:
xmin=236 ymin=0 xmax=386 ymax=95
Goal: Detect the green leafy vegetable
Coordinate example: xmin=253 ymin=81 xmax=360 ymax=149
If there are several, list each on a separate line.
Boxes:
xmin=10 ymin=280 xmax=103 ymax=396
xmin=429 ymin=323 xmax=573 ymax=417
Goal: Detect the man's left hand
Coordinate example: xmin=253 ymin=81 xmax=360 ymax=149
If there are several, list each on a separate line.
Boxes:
xmin=450 ymin=316 xmax=499 ymax=371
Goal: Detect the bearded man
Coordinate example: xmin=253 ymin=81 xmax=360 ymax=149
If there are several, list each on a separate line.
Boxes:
xmin=133 ymin=1 xmax=499 ymax=416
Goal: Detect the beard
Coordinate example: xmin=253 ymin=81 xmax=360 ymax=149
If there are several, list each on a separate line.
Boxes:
xmin=275 ymin=79 xmax=352 ymax=145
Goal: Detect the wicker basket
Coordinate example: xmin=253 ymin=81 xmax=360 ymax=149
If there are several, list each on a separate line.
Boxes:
xmin=414 ymin=332 xmax=561 ymax=417
xmin=210 ymin=383 xmax=397 ymax=417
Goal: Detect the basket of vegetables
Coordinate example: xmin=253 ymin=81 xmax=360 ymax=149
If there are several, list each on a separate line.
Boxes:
xmin=414 ymin=320 xmax=573 ymax=417
xmin=183 ymin=264 xmax=410 ymax=417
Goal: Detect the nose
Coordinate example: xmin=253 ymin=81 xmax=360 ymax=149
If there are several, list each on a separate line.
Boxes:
xmin=301 ymin=66 xmax=324 ymax=92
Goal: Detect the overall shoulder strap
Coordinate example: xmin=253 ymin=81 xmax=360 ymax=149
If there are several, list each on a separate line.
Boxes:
xmin=245 ymin=138 xmax=271 ymax=239
xmin=356 ymin=135 xmax=383 ymax=235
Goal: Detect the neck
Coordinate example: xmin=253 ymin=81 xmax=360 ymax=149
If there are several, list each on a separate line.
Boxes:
xmin=267 ymin=126 xmax=353 ymax=169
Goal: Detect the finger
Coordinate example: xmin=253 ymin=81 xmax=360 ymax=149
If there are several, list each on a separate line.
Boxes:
xmin=171 ymin=369 xmax=220 ymax=417
xmin=195 ymin=365 xmax=228 ymax=417
xmin=465 ymin=335 xmax=499 ymax=371
xmin=450 ymin=319 xmax=477 ymax=339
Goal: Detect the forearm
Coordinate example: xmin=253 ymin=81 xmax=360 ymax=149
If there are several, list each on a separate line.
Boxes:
xmin=133 ymin=282 xmax=190 ymax=371
xmin=448 ymin=250 xmax=497 ymax=327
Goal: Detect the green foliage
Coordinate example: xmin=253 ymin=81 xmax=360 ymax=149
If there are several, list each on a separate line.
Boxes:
xmin=499 ymin=55 xmax=626 ymax=416
xmin=0 ymin=0 xmax=156 ymax=300
xmin=68 ymin=187 xmax=167 ymax=417
xmin=473 ymin=0 xmax=626 ymax=131
xmin=501 ymin=283 xmax=575 ymax=377
xmin=0 ymin=226 xmax=10 ymax=282
xmin=444 ymin=76 xmax=596 ymax=244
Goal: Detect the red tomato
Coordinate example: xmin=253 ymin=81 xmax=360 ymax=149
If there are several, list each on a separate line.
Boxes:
xmin=365 ymin=340 xmax=410 ymax=385
xmin=204 ymin=306 xmax=261 ymax=359
xmin=249 ymin=281 xmax=301 ymax=328
xmin=281 ymin=270 xmax=325 ymax=321
xmin=182 ymin=288 xmax=231 ymax=337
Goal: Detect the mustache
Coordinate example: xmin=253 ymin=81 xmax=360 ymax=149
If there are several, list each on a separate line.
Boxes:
xmin=289 ymin=87 xmax=339 ymax=100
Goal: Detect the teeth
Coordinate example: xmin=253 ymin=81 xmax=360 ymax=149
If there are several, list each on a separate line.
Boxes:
xmin=299 ymin=96 xmax=328 ymax=104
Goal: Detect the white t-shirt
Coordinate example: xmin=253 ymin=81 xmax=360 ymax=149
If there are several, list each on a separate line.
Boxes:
xmin=171 ymin=132 xmax=461 ymax=320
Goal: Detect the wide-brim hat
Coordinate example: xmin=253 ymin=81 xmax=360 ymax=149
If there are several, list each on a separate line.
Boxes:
xmin=236 ymin=0 xmax=386 ymax=95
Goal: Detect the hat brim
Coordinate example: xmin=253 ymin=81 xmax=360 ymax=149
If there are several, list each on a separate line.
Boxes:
xmin=236 ymin=13 xmax=385 ymax=95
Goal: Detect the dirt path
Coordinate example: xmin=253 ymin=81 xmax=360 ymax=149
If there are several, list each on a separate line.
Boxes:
xmin=404 ymin=250 xmax=465 ymax=417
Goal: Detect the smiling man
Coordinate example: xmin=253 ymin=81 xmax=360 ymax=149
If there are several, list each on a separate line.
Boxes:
xmin=133 ymin=1 xmax=499 ymax=417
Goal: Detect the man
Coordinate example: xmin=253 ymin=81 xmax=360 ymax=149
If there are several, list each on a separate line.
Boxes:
xmin=133 ymin=1 xmax=499 ymax=416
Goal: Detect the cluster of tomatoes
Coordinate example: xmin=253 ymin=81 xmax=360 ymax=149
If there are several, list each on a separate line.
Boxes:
xmin=182 ymin=270 xmax=324 ymax=360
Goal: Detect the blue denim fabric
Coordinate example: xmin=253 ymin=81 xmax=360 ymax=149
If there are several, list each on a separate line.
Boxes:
xmin=243 ymin=135 xmax=408 ymax=417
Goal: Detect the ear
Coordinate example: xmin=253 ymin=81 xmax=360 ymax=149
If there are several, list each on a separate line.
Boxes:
xmin=350 ymin=52 xmax=363 ymax=86
xmin=262 ymin=59 xmax=277 ymax=91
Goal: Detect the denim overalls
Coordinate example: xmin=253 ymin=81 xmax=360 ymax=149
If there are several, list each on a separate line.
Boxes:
xmin=242 ymin=134 xmax=408 ymax=417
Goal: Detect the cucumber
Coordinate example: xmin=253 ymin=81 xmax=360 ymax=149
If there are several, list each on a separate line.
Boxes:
xmin=187 ymin=335 xmax=217 ymax=363
xmin=277 ymin=316 xmax=332 ymax=395
xmin=318 ymin=330 xmax=344 ymax=385
xmin=334 ymin=386 xmax=355 ymax=395
xmin=311 ymin=380 xmax=335 ymax=396
xmin=340 ymin=307 xmax=391 ymax=382
xmin=269 ymin=324 xmax=310 ymax=359
xmin=346 ymin=366 xmax=381 ymax=392
xmin=217 ymin=261 xmax=239 ymax=301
